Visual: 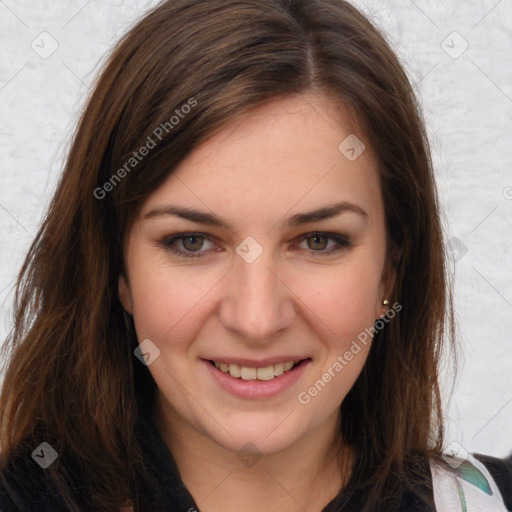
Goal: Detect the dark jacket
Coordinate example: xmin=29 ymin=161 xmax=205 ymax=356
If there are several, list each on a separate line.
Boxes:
xmin=0 ymin=404 xmax=510 ymax=511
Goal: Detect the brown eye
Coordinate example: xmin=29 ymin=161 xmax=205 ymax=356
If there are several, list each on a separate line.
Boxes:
xmin=297 ymin=232 xmax=351 ymax=257
xmin=181 ymin=235 xmax=205 ymax=252
xmin=306 ymin=234 xmax=329 ymax=251
xmin=161 ymin=233 xmax=217 ymax=258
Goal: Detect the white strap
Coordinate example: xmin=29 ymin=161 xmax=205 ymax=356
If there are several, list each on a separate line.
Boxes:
xmin=430 ymin=453 xmax=508 ymax=511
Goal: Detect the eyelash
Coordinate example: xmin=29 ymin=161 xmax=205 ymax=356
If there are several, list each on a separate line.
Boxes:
xmin=159 ymin=231 xmax=351 ymax=259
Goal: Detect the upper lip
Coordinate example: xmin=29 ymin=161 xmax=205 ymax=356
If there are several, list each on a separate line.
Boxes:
xmin=202 ymin=356 xmax=311 ymax=368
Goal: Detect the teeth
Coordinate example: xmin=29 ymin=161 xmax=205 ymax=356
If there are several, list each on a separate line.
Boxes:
xmin=212 ymin=360 xmax=300 ymax=380
xmin=229 ymin=363 xmax=241 ymax=378
xmin=273 ymin=363 xmax=284 ymax=376
xmin=283 ymin=361 xmax=294 ymax=371
xmin=240 ymin=366 xmax=257 ymax=380
xmin=256 ymin=365 xmax=275 ymax=381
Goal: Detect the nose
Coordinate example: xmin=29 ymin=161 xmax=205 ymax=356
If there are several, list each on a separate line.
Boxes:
xmin=219 ymin=246 xmax=296 ymax=344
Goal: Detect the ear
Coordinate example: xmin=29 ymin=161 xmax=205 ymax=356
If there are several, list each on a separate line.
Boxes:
xmin=118 ymin=273 xmax=134 ymax=314
xmin=376 ymin=245 xmax=402 ymax=317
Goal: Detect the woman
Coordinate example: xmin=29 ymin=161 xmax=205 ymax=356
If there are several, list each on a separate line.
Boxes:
xmin=0 ymin=0 xmax=510 ymax=511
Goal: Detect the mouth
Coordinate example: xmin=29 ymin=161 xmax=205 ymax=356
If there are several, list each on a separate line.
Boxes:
xmin=207 ymin=359 xmax=309 ymax=381
xmin=201 ymin=355 xmax=312 ymax=399
xmin=203 ymin=357 xmax=312 ymax=399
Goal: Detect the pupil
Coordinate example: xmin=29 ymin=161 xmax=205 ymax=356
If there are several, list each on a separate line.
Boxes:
xmin=184 ymin=236 xmax=203 ymax=251
xmin=309 ymin=235 xmax=326 ymax=250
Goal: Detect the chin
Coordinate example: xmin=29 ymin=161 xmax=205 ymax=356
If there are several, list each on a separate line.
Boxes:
xmin=204 ymin=412 xmax=308 ymax=456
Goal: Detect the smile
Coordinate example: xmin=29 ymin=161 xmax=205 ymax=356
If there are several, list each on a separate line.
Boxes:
xmin=211 ymin=360 xmax=299 ymax=381
xmin=203 ymin=358 xmax=312 ymax=399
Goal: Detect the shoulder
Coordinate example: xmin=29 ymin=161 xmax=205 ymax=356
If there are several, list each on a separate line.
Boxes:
xmin=474 ymin=452 xmax=512 ymax=510
xmin=429 ymin=451 xmax=512 ymax=512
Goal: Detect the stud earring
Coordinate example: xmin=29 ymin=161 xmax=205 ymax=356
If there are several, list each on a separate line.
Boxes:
xmin=382 ymin=299 xmax=389 ymax=306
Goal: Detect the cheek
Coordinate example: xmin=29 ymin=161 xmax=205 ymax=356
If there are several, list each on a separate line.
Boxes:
xmin=295 ymin=264 xmax=378 ymax=411
xmin=128 ymin=260 xmax=221 ymax=348
xmin=298 ymin=257 xmax=382 ymax=338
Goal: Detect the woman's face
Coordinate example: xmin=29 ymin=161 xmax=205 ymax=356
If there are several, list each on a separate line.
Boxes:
xmin=119 ymin=92 xmax=394 ymax=455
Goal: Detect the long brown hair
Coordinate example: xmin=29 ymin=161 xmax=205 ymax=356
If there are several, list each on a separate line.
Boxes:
xmin=0 ymin=0 xmax=455 ymax=510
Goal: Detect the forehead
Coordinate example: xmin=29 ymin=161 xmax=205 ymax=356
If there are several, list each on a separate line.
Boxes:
xmin=141 ymin=92 xmax=383 ymax=229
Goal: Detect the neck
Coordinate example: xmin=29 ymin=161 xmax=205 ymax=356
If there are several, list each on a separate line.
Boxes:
xmin=153 ymin=398 xmax=355 ymax=512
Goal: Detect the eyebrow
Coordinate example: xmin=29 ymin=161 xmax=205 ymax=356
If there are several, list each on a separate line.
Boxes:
xmin=143 ymin=200 xmax=368 ymax=229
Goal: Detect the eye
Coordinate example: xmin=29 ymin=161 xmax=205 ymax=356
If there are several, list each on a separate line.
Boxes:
xmin=296 ymin=232 xmax=351 ymax=257
xmin=159 ymin=231 xmax=351 ymax=259
xmin=161 ymin=233 xmax=218 ymax=258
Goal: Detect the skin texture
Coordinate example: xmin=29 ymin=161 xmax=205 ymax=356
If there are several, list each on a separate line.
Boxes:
xmin=119 ymin=92 xmax=395 ymax=511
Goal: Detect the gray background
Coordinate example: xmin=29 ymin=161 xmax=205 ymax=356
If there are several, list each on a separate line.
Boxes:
xmin=1 ymin=0 xmax=511 ymax=458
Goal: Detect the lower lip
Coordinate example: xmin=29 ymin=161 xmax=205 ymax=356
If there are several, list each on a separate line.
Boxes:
xmin=203 ymin=359 xmax=311 ymax=399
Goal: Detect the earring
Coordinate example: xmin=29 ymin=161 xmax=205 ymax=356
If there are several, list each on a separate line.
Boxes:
xmin=382 ymin=299 xmax=389 ymax=306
